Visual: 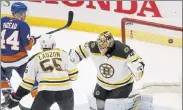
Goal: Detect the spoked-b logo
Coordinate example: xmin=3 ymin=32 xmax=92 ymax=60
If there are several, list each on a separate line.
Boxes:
xmin=1 ymin=1 xmax=10 ymax=7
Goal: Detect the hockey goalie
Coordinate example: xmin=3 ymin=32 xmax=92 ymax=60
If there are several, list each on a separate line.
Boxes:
xmin=69 ymin=31 xmax=154 ymax=110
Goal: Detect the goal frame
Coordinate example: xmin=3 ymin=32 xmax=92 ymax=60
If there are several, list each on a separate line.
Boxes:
xmin=121 ymin=17 xmax=183 ymax=44
xmin=121 ymin=18 xmax=182 ymax=92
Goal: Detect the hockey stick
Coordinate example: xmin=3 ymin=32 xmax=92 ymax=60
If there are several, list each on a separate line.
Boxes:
xmin=19 ymin=103 xmax=51 ymax=110
xmin=18 ymin=103 xmax=31 ymax=110
xmin=1 ymin=104 xmax=9 ymax=110
xmin=35 ymin=11 xmax=74 ymax=39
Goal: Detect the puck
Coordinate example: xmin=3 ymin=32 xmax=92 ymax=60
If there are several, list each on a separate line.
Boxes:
xmin=168 ymin=38 xmax=173 ymax=43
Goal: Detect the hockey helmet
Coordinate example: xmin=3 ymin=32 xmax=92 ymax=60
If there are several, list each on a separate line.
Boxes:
xmin=40 ymin=34 xmax=56 ymax=50
xmin=11 ymin=2 xmax=27 ymax=14
xmin=11 ymin=2 xmax=28 ymax=20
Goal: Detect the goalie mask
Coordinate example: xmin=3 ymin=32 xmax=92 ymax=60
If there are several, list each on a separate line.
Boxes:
xmin=96 ymin=31 xmax=114 ymax=55
xmin=40 ymin=34 xmax=56 ymax=50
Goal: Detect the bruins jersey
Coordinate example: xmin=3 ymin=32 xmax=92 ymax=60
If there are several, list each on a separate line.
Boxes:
xmin=70 ymin=40 xmax=144 ymax=90
xmin=20 ymin=48 xmax=78 ymax=92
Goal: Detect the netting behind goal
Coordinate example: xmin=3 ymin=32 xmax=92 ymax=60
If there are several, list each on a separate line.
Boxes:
xmin=121 ymin=17 xmax=182 ymax=94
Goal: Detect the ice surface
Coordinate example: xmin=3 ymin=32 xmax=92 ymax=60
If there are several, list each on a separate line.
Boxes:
xmin=1 ymin=26 xmax=182 ymax=110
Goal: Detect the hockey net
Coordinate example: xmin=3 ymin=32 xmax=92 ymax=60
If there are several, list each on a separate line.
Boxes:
xmin=121 ymin=17 xmax=182 ymax=94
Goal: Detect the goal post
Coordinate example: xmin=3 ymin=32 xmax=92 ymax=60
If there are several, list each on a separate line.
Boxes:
xmin=121 ymin=17 xmax=182 ymax=48
xmin=121 ymin=17 xmax=182 ymax=93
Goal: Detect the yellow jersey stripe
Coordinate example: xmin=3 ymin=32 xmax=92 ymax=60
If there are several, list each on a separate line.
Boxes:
xmin=98 ymin=81 xmax=121 ymax=89
xmin=138 ymin=72 xmax=143 ymax=79
xmin=128 ymin=55 xmax=142 ymax=63
xmin=76 ymin=47 xmax=84 ymax=58
xmin=81 ymin=45 xmax=89 ymax=57
xmin=67 ymin=68 xmax=78 ymax=74
xmin=113 ymin=74 xmax=134 ymax=84
xmin=98 ymin=77 xmax=134 ymax=89
xmin=78 ymin=45 xmax=87 ymax=58
xmin=112 ymin=56 xmax=125 ymax=60
xmin=40 ymin=76 xmax=69 ymax=81
xmin=97 ymin=74 xmax=133 ymax=85
xmin=20 ymin=82 xmax=33 ymax=90
xmin=69 ymin=74 xmax=78 ymax=80
xmin=23 ymin=78 xmax=35 ymax=84
xmin=39 ymin=82 xmax=71 ymax=87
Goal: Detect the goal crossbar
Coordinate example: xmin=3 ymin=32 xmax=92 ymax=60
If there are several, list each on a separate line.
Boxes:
xmin=121 ymin=17 xmax=183 ymax=44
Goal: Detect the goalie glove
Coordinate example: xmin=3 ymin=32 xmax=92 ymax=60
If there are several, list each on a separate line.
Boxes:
xmin=7 ymin=92 xmax=21 ymax=109
xmin=127 ymin=52 xmax=145 ymax=81
xmin=69 ymin=49 xmax=82 ymax=65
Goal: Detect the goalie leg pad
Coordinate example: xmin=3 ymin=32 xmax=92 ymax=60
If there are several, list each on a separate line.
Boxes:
xmin=87 ymin=94 xmax=97 ymax=110
xmin=104 ymin=95 xmax=139 ymax=110
xmin=105 ymin=98 xmax=126 ymax=110
xmin=104 ymin=94 xmax=141 ymax=110
xmin=136 ymin=95 xmax=154 ymax=110
xmin=96 ymin=99 xmax=105 ymax=110
xmin=105 ymin=94 xmax=153 ymax=110
xmin=87 ymin=94 xmax=105 ymax=110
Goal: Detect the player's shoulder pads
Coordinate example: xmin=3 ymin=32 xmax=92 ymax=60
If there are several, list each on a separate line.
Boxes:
xmin=112 ymin=40 xmax=133 ymax=59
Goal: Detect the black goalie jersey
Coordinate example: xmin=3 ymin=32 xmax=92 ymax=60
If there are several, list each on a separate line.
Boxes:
xmin=69 ymin=40 xmax=144 ymax=90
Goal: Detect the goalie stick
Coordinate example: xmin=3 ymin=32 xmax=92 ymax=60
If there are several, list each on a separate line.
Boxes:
xmin=35 ymin=11 xmax=74 ymax=39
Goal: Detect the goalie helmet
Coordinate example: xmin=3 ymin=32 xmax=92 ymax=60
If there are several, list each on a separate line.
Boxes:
xmin=96 ymin=31 xmax=114 ymax=55
xmin=39 ymin=34 xmax=56 ymax=50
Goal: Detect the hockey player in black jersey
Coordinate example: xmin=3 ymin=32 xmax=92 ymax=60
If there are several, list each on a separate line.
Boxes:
xmin=69 ymin=31 xmax=153 ymax=110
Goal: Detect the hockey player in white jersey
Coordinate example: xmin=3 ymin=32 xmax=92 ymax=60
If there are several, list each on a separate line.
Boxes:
xmin=69 ymin=31 xmax=153 ymax=110
xmin=6 ymin=34 xmax=78 ymax=110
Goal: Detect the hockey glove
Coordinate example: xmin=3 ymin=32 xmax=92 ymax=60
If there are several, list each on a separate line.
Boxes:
xmin=30 ymin=36 xmax=37 ymax=45
xmin=7 ymin=92 xmax=21 ymax=109
xmin=127 ymin=52 xmax=145 ymax=81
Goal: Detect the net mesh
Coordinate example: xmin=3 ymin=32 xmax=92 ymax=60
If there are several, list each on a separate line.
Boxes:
xmin=121 ymin=17 xmax=182 ymax=94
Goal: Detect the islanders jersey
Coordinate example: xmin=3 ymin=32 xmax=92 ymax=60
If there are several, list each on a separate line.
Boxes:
xmin=70 ymin=40 xmax=144 ymax=90
xmin=1 ymin=16 xmax=35 ymax=68
xmin=20 ymin=49 xmax=78 ymax=92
